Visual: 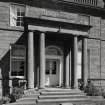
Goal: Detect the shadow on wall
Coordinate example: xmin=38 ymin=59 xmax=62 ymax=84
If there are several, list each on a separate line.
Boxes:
xmin=0 ymin=32 xmax=27 ymax=97
xmin=0 ymin=50 xmax=10 ymax=96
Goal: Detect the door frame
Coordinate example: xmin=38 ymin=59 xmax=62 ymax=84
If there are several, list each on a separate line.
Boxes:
xmin=46 ymin=55 xmax=63 ymax=87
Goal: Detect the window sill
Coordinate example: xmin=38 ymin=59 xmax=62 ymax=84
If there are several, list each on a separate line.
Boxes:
xmin=0 ymin=25 xmax=24 ymax=32
xmin=10 ymin=76 xmax=25 ymax=79
xmin=10 ymin=26 xmax=24 ymax=31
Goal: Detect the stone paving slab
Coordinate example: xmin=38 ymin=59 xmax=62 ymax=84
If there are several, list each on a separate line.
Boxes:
xmin=37 ymin=102 xmax=105 ymax=105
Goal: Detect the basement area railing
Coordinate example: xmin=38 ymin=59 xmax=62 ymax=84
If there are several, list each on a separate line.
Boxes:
xmin=59 ymin=0 xmax=98 ymax=7
xmin=72 ymin=0 xmax=97 ymax=6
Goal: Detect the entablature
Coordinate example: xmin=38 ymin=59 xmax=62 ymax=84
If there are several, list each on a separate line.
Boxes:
xmin=25 ymin=17 xmax=91 ymax=37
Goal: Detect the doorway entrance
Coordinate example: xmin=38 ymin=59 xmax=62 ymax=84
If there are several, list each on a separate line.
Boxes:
xmin=45 ymin=59 xmax=60 ymax=87
xmin=45 ymin=46 xmax=63 ymax=87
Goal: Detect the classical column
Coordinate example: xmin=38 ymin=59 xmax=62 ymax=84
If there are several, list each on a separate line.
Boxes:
xmin=82 ymin=38 xmax=88 ymax=86
xmin=65 ymin=54 xmax=70 ymax=88
xmin=39 ymin=33 xmax=45 ymax=88
xmin=28 ymin=31 xmax=34 ymax=89
xmin=73 ymin=36 xmax=78 ymax=89
xmin=69 ymin=49 xmax=71 ymax=87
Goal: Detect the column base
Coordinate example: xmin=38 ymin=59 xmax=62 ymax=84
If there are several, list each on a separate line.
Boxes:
xmin=65 ymin=86 xmax=70 ymax=89
xmin=39 ymin=86 xmax=45 ymax=89
xmin=73 ymin=86 xmax=78 ymax=89
xmin=28 ymin=84 xmax=34 ymax=89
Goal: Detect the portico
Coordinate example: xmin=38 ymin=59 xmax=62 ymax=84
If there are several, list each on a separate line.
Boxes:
xmin=26 ymin=18 xmax=90 ymax=90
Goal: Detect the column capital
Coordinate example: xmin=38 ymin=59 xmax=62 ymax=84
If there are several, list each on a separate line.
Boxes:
xmin=40 ymin=32 xmax=46 ymax=35
xmin=28 ymin=30 xmax=34 ymax=33
xmin=78 ymin=35 xmax=89 ymax=38
xmin=39 ymin=31 xmax=46 ymax=35
xmin=28 ymin=30 xmax=40 ymax=33
xmin=74 ymin=35 xmax=78 ymax=37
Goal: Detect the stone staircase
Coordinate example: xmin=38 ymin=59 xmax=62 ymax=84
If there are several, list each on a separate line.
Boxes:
xmin=4 ymin=88 xmax=105 ymax=105
xmin=37 ymin=88 xmax=91 ymax=105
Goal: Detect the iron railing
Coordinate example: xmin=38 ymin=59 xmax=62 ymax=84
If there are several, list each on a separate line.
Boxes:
xmin=60 ymin=0 xmax=98 ymax=7
xmin=72 ymin=0 xmax=97 ymax=6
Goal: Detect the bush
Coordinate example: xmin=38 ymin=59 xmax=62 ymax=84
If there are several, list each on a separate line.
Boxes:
xmin=84 ymin=80 xmax=101 ymax=96
xmin=101 ymin=89 xmax=105 ymax=98
xmin=78 ymin=79 xmax=84 ymax=90
xmin=10 ymin=87 xmax=24 ymax=101
xmin=102 ymin=92 xmax=105 ymax=98
xmin=1 ymin=95 xmax=10 ymax=104
xmin=0 ymin=87 xmax=24 ymax=104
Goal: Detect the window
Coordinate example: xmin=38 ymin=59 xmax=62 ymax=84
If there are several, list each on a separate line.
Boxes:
xmin=10 ymin=45 xmax=26 ymax=78
xmin=46 ymin=60 xmax=57 ymax=75
xmin=10 ymin=4 xmax=25 ymax=27
xmin=52 ymin=61 xmax=56 ymax=74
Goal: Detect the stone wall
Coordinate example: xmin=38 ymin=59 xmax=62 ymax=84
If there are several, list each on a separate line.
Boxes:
xmin=100 ymin=41 xmax=105 ymax=88
xmin=0 ymin=2 xmax=9 ymax=27
xmin=101 ymin=19 xmax=105 ymax=39
xmin=88 ymin=39 xmax=100 ymax=79
xmin=89 ymin=16 xmax=101 ymax=38
xmin=88 ymin=15 xmax=105 ymax=88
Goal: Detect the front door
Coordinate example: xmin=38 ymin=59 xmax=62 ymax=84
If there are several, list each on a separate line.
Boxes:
xmin=45 ymin=59 xmax=60 ymax=87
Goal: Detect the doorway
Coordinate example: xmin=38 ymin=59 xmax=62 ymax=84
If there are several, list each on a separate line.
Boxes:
xmin=45 ymin=59 xmax=60 ymax=87
xmin=45 ymin=46 xmax=63 ymax=87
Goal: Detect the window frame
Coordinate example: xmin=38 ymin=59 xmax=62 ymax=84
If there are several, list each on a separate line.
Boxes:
xmin=10 ymin=44 xmax=26 ymax=79
xmin=10 ymin=4 xmax=26 ymax=27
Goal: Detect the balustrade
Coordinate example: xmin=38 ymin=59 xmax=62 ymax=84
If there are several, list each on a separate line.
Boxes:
xmin=72 ymin=0 xmax=97 ymax=6
xmin=61 ymin=0 xmax=98 ymax=7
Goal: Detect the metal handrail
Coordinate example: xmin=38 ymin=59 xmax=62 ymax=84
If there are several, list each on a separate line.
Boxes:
xmin=72 ymin=0 xmax=97 ymax=6
xmin=61 ymin=0 xmax=98 ymax=7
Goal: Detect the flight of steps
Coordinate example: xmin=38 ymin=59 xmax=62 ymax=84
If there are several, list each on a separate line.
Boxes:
xmin=4 ymin=88 xmax=105 ymax=105
xmin=37 ymin=88 xmax=91 ymax=105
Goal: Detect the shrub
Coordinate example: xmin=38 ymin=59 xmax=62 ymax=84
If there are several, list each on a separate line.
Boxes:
xmin=101 ymin=89 xmax=105 ymax=98
xmin=78 ymin=79 xmax=84 ymax=90
xmin=0 ymin=86 xmax=24 ymax=104
xmin=102 ymin=92 xmax=105 ymax=98
xmin=84 ymin=80 xmax=101 ymax=96
xmin=1 ymin=95 xmax=10 ymax=104
xmin=10 ymin=87 xmax=24 ymax=100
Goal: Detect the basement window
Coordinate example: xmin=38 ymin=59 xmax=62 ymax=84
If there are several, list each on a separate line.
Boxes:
xmin=10 ymin=4 xmax=25 ymax=27
xmin=10 ymin=45 xmax=26 ymax=78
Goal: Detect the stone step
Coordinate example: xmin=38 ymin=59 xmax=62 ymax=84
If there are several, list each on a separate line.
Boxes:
xmin=37 ymin=98 xmax=90 ymax=103
xmin=40 ymin=91 xmax=85 ymax=95
xmin=3 ymin=101 xmax=36 ymax=105
xmin=39 ymin=94 xmax=87 ymax=99
xmin=40 ymin=88 xmax=82 ymax=92
xmin=37 ymin=102 xmax=95 ymax=105
xmin=16 ymin=97 xmax=37 ymax=103
xmin=24 ymin=89 xmax=39 ymax=96
xmin=22 ymin=94 xmax=40 ymax=98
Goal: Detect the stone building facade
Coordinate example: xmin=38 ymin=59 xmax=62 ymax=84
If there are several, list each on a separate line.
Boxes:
xmin=0 ymin=0 xmax=104 ymax=96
